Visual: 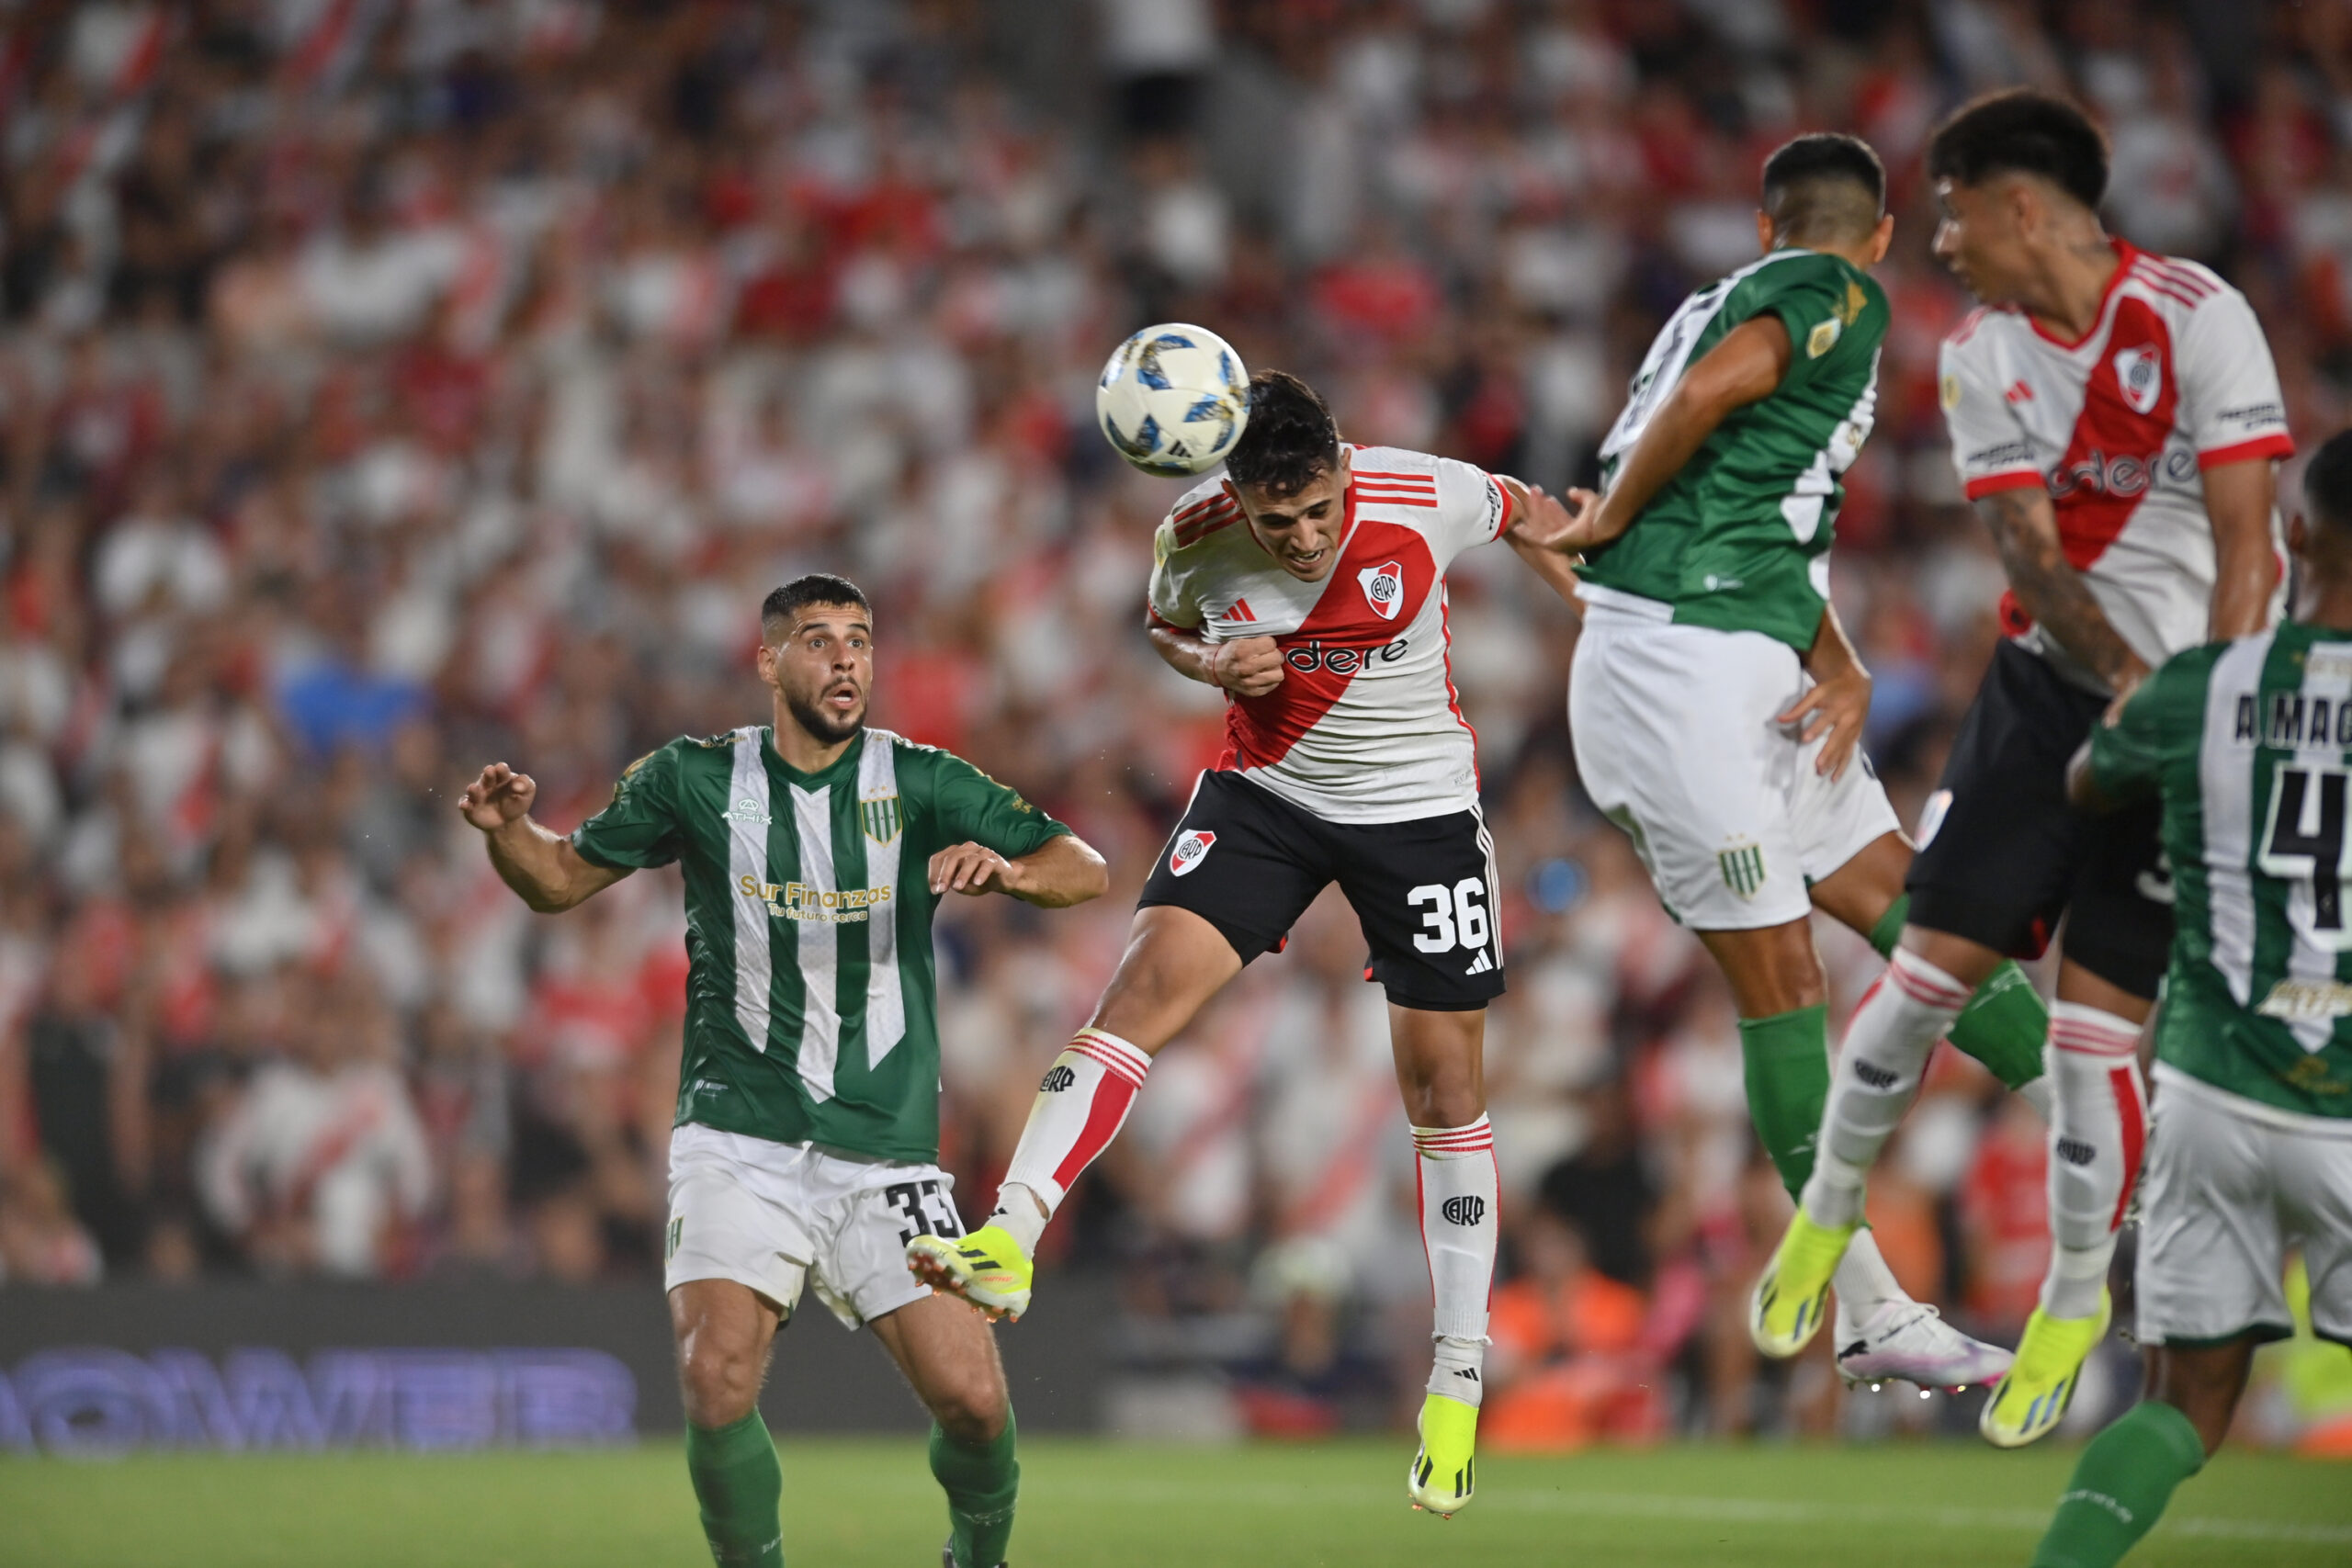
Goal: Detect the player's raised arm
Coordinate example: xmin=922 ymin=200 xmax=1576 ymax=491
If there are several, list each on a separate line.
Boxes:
xmin=2202 ymin=456 xmax=2282 ymax=640
xmin=1519 ymin=316 xmax=1796 ymax=558
xmin=459 ymin=761 xmax=631 ymax=913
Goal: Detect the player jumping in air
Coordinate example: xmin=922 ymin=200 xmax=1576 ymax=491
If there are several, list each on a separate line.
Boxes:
xmin=1515 ymin=132 xmax=2047 ymax=1392
xmin=909 ymin=370 xmax=1571 ymax=1517
xmin=461 ymin=575 xmax=1108 ymax=1568
xmin=2026 ymin=430 xmax=2352 ymax=1568
xmin=1752 ymin=91 xmax=2293 ymax=1448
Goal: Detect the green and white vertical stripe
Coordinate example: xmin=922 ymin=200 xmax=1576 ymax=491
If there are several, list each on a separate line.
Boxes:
xmin=727 ymin=726 xmax=775 ymax=1055
xmin=857 ymin=730 xmax=906 ymax=1067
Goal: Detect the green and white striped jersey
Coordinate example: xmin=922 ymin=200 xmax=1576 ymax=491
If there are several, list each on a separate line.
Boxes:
xmin=2088 ymin=624 xmax=2352 ymax=1119
xmin=1579 ymin=248 xmax=1886 ymax=650
xmin=570 ymin=725 xmax=1070 ymax=1161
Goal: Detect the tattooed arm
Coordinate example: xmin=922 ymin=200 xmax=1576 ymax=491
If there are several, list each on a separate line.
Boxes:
xmin=1974 ymin=486 xmax=2150 ymax=695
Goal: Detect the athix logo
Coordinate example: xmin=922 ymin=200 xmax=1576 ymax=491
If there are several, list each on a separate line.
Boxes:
xmin=1040 ymin=1065 xmax=1078 ymax=1092
xmin=1441 ymin=1195 xmax=1486 ymax=1226
xmin=1359 ymin=559 xmax=1404 ymax=621
xmin=725 ymin=799 xmax=772 ymax=827
xmin=1169 ymin=829 xmax=1216 ymax=876
xmin=2113 ymin=343 xmax=2163 ymax=415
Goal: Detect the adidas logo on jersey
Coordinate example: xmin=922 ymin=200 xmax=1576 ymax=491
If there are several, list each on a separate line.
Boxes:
xmin=1169 ymin=829 xmax=1217 ymax=877
xmin=1463 ymin=950 xmax=1495 ymax=976
xmin=1359 ymin=559 xmax=1405 ymax=620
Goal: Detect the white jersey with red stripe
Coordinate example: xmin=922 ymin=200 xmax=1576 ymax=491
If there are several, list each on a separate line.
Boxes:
xmin=1939 ymin=240 xmax=2292 ymax=692
xmin=1147 ymin=444 xmax=1514 ymax=824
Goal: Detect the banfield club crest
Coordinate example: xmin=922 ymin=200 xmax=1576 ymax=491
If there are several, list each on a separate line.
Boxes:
xmin=1359 ymin=559 xmax=1404 ymax=620
xmin=1169 ymin=829 xmax=1217 ymax=876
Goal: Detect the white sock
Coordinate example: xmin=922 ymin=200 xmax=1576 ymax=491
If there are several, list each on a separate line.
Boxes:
xmin=990 ymin=1029 xmax=1153 ymax=1253
xmin=1802 ymin=950 xmax=1970 ymax=1229
xmin=1832 ymin=1228 xmax=1909 ymax=1322
xmin=1413 ymin=1117 xmax=1498 ymax=1405
xmin=1429 ymin=1335 xmax=1486 ymax=1408
xmin=2041 ymin=1002 xmax=2145 ymax=1319
xmin=2017 ymin=1074 xmax=2055 ymax=1123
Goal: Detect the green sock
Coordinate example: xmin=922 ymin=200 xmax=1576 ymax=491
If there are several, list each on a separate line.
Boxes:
xmin=2030 ymin=1400 xmax=2208 ymax=1567
xmin=686 ymin=1411 xmax=785 ymax=1567
xmin=1738 ymin=1004 xmax=1830 ymax=1199
xmin=930 ymin=1408 xmax=1019 ymax=1568
xmin=1867 ymin=895 xmax=2050 ymax=1091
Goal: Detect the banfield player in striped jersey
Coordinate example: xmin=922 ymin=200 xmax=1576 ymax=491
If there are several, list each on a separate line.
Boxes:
xmin=460 ymin=572 xmax=1108 ymax=1568
xmin=910 ymin=369 xmax=1580 ymax=1518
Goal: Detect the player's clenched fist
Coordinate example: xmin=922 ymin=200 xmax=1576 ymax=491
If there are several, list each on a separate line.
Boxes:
xmin=1209 ymin=634 xmax=1283 ymax=697
xmin=460 ymin=762 xmax=537 ymax=830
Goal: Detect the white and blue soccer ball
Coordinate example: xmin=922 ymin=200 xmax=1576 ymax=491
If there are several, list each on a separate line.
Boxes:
xmin=1094 ymin=322 xmax=1250 ymax=477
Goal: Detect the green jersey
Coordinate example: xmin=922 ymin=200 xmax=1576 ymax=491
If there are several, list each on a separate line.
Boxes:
xmin=1579 ymin=249 xmax=1888 ymax=649
xmin=571 ymin=725 xmax=1071 ymax=1161
xmin=2087 ymin=624 xmax=2352 ymax=1120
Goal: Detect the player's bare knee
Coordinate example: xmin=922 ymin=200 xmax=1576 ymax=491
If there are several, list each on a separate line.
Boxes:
xmin=924 ymin=1369 xmax=1008 ymax=1444
xmin=677 ymin=1337 xmax=763 ymax=1427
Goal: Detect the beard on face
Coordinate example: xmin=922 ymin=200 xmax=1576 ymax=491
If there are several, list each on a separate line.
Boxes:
xmin=783 ymin=681 xmax=865 ymax=745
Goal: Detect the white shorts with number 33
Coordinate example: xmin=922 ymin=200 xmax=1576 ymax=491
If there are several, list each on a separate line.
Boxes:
xmin=663 ymin=1124 xmax=963 ymax=1328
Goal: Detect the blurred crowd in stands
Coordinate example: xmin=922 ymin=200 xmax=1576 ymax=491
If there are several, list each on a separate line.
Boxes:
xmin=3 ymin=0 xmax=2350 ymax=1447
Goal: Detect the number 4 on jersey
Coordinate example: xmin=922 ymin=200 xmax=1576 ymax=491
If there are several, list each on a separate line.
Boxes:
xmin=2259 ymin=765 xmax=2352 ymax=945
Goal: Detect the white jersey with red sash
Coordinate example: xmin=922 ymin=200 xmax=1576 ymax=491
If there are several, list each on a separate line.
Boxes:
xmin=1146 ymin=444 xmax=1515 ymax=824
xmin=1939 ymin=240 xmax=2292 ymax=691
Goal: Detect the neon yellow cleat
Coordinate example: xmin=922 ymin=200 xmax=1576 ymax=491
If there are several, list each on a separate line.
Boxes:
xmin=1747 ymin=1208 xmax=1859 ymax=1359
xmin=1979 ymin=1292 xmax=2111 ymax=1450
xmin=906 ymin=1224 xmax=1033 ymax=1322
xmin=1407 ymin=1393 xmax=1478 ymax=1517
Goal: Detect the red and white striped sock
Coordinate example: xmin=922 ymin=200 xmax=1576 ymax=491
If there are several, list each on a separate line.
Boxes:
xmin=992 ymin=1028 xmax=1154 ymax=1254
xmin=1415 ymin=1116 xmax=1498 ymax=1406
xmin=1803 ymin=948 xmax=1971 ymax=1229
xmin=2042 ymin=1001 xmax=2146 ymax=1319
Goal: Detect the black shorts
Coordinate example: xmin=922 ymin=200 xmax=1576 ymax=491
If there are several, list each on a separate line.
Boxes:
xmin=1136 ymin=771 xmax=1506 ymax=1012
xmin=1907 ymin=639 xmax=2172 ymax=998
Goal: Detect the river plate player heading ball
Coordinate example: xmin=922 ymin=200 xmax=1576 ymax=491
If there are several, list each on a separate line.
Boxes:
xmin=909 ymin=369 xmax=1578 ymax=1517
xmin=1515 ymin=131 xmax=2053 ymax=1392
xmin=1752 ymin=90 xmax=2293 ymax=1450
xmin=459 ymin=574 xmax=1108 ymax=1568
xmin=2026 ymin=429 xmax=2352 ymax=1568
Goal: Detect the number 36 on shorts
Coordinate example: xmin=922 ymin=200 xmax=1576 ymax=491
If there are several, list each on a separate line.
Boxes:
xmin=1408 ymin=877 xmax=1491 ymax=953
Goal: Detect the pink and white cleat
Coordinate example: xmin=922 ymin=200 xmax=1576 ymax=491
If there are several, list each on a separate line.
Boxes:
xmin=1835 ymin=1299 xmax=2013 ymax=1392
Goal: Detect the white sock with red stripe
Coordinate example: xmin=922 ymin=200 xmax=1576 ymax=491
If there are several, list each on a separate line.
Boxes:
xmin=1802 ymin=949 xmax=1973 ymax=1230
xmin=2041 ymin=1001 xmax=2146 ymax=1319
xmin=1414 ymin=1116 xmax=1498 ymax=1407
xmin=990 ymin=1028 xmax=1154 ymax=1256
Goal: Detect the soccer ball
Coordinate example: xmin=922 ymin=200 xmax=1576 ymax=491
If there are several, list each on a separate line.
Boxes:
xmin=1094 ymin=323 xmax=1250 ymax=477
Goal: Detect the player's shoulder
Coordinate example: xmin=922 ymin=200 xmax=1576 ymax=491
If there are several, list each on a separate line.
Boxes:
xmin=1940 ymin=304 xmax=2014 ymax=359
xmin=2124 ymin=248 xmax=2239 ymax=315
xmin=1732 ymin=247 xmax=1864 ymax=303
xmin=1155 ymin=474 xmax=1247 ymax=559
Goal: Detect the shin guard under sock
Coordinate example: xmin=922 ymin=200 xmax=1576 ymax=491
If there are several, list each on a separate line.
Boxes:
xmin=686 ymin=1411 xmax=785 ymax=1568
xmin=930 ymin=1410 xmax=1019 ymax=1568
xmin=1413 ymin=1117 xmax=1498 ymax=1404
xmin=992 ymin=1028 xmax=1153 ymax=1252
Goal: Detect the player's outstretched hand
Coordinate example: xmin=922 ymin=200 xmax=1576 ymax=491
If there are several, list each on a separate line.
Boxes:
xmin=460 ymin=762 xmax=537 ymax=831
xmin=1778 ymin=667 xmax=1871 ymax=781
xmin=1210 ymin=635 xmax=1284 ymax=697
xmin=930 ymin=841 xmax=1017 ymax=897
xmin=1508 ymin=484 xmax=1605 ymax=555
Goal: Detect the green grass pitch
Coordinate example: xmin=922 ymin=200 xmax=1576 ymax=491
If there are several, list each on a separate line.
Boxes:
xmin=2 ymin=1438 xmax=2346 ymax=1567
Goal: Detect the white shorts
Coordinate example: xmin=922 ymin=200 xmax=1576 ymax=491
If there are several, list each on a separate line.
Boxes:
xmin=2136 ymin=1066 xmax=2352 ymax=1348
xmin=663 ymin=1124 xmax=965 ymax=1329
xmin=1567 ymin=599 xmax=1899 ymax=930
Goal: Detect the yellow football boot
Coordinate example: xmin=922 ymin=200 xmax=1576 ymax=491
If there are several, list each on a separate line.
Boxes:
xmin=906 ymin=1224 xmax=1033 ymax=1322
xmin=1407 ymin=1393 xmax=1478 ymax=1517
xmin=1979 ymin=1291 xmax=2111 ymax=1450
xmin=1747 ymin=1208 xmax=1859 ymax=1358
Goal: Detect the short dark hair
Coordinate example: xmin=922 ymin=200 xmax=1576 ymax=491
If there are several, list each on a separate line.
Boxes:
xmin=1225 ymin=370 xmax=1340 ymax=498
xmin=2305 ymin=429 xmax=2352 ymax=536
xmin=762 ymin=573 xmax=870 ymax=637
xmin=1927 ymin=89 xmax=2109 ymax=211
xmin=1760 ymin=133 xmax=1885 ymax=243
